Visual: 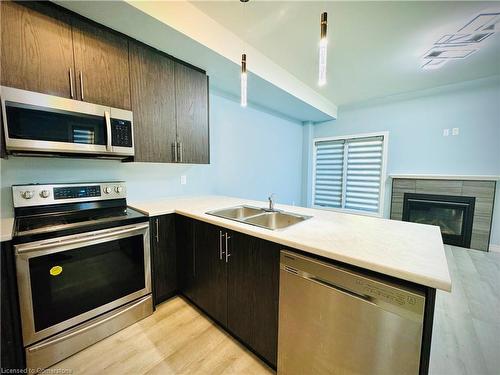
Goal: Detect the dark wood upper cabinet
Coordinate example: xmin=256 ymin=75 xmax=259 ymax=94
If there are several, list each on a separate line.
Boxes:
xmin=227 ymin=232 xmax=280 ymax=367
xmin=192 ymin=221 xmax=227 ymax=326
xmin=175 ymin=63 xmax=210 ymax=164
xmin=1 ymin=2 xmax=210 ymax=163
xmin=72 ymin=17 xmax=131 ymax=109
xmin=129 ymin=42 xmax=177 ymax=162
xmin=0 ymin=1 xmax=75 ymax=98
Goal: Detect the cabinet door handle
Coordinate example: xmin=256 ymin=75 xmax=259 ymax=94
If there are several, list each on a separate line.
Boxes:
xmin=79 ymin=71 xmax=84 ymax=101
xmin=69 ymin=68 xmax=75 ymax=99
xmin=225 ymin=233 xmax=231 ymax=263
xmin=219 ymin=230 xmax=225 ymax=260
xmin=172 ymin=142 xmax=178 ymax=163
xmin=155 ymin=219 xmax=159 ymax=243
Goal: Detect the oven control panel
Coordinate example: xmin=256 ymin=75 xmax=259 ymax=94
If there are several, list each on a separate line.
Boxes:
xmin=54 ymin=185 xmax=101 ymax=200
xmin=13 ymin=182 xmax=127 ymax=208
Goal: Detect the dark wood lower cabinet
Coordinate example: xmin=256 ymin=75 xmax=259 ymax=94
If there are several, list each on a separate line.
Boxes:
xmin=175 ymin=217 xmax=280 ymax=368
xmin=227 ymin=232 xmax=280 ymax=366
xmin=1 ymin=241 xmax=25 ymax=370
xmin=176 ymin=215 xmax=196 ymax=301
xmin=150 ymin=215 xmax=177 ymax=305
xmin=192 ymin=221 xmax=228 ymax=326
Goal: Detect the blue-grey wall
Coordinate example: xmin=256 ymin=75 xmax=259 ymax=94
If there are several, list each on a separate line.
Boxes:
xmin=210 ymin=94 xmax=303 ymax=205
xmin=305 ymin=76 xmax=500 ymax=247
xmin=0 ymin=92 xmax=304 ymax=218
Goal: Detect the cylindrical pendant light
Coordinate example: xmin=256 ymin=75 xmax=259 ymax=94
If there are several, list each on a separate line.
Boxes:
xmin=241 ymin=53 xmax=247 ymax=107
xmin=318 ymin=12 xmax=328 ymax=86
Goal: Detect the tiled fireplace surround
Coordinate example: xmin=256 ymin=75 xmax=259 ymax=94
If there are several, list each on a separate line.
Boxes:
xmin=390 ymin=177 xmax=497 ymax=251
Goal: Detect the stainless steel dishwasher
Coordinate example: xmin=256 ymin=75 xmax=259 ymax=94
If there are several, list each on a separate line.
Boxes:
xmin=278 ymin=250 xmax=426 ymax=375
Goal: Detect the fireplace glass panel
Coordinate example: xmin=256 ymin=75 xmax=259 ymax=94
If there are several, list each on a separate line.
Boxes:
xmin=402 ymin=193 xmax=475 ymax=248
xmin=408 ymin=205 xmax=464 ymax=235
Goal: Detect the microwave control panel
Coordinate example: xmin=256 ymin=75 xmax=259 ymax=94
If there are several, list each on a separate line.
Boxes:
xmin=111 ymin=119 xmax=133 ymax=148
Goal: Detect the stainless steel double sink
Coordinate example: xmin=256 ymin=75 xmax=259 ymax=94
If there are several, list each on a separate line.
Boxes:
xmin=206 ymin=205 xmax=312 ymax=230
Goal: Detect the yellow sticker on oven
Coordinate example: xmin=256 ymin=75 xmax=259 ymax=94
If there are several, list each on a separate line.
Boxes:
xmin=49 ymin=266 xmax=63 ymax=276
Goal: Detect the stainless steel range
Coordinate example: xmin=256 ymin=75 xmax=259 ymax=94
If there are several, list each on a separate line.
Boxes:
xmin=11 ymin=182 xmax=152 ymax=371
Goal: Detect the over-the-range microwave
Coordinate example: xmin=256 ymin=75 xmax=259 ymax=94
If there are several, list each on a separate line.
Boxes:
xmin=1 ymin=86 xmax=134 ymax=159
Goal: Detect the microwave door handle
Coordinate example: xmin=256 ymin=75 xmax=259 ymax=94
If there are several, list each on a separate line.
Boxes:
xmin=105 ymin=111 xmax=112 ymax=152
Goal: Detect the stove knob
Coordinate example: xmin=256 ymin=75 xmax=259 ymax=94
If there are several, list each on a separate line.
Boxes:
xmin=22 ymin=191 xmax=34 ymax=199
xmin=40 ymin=190 xmax=50 ymax=198
xmin=114 ymin=186 xmax=123 ymax=194
xmin=104 ymin=186 xmax=112 ymax=194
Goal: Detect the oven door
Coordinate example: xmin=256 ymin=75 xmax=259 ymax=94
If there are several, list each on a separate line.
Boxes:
xmin=15 ymin=222 xmax=151 ymax=345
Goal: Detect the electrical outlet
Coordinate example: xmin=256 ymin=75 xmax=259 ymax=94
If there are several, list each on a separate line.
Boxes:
xmin=443 ymin=128 xmax=450 ymax=136
xmin=452 ymin=127 xmax=459 ymax=136
xmin=180 ymin=175 xmax=187 ymax=185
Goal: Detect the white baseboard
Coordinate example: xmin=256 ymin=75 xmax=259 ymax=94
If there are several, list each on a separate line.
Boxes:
xmin=489 ymin=244 xmax=500 ymax=253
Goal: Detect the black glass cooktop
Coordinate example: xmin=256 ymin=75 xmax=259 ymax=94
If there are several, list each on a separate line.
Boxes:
xmin=14 ymin=206 xmax=148 ymax=241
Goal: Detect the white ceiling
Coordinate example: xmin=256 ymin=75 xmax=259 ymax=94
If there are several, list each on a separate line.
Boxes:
xmin=191 ymin=1 xmax=500 ymax=107
xmin=55 ymin=0 xmax=337 ymax=122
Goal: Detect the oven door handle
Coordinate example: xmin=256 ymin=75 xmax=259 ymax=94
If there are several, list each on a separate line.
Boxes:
xmin=15 ymin=223 xmax=149 ymax=254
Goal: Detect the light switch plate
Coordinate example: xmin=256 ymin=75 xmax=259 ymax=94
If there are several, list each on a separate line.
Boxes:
xmin=443 ymin=128 xmax=450 ymax=136
xmin=452 ymin=127 xmax=459 ymax=136
xmin=180 ymin=175 xmax=187 ymax=185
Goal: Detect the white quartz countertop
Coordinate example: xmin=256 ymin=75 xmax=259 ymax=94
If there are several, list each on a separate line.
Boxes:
xmin=129 ymin=195 xmax=452 ymax=291
xmin=1 ymin=217 xmax=14 ymax=242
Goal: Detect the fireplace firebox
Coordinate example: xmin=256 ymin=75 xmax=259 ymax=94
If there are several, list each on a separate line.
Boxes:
xmin=402 ymin=193 xmax=475 ymax=248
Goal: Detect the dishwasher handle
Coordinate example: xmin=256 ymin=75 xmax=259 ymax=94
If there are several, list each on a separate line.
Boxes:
xmin=280 ymin=250 xmax=426 ymax=322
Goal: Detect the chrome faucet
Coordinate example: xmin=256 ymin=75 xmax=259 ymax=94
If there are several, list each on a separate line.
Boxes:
xmin=268 ymin=193 xmax=276 ymax=211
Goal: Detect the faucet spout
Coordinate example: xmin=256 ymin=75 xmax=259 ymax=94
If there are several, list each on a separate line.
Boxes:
xmin=268 ymin=193 xmax=276 ymax=211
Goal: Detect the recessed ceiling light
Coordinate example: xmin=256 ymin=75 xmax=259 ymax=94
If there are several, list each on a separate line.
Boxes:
xmin=435 ymin=32 xmax=493 ymax=45
xmin=458 ymin=13 xmax=500 ymax=33
xmin=421 ymin=59 xmax=448 ymax=70
xmin=423 ymin=47 xmax=477 ymax=60
xmin=421 ymin=10 xmax=499 ymax=70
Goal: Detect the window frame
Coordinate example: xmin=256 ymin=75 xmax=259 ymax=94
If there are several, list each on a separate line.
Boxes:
xmin=311 ymin=131 xmax=389 ymax=217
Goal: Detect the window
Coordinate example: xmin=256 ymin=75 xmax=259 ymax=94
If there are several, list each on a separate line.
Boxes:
xmin=312 ymin=132 xmax=388 ymax=216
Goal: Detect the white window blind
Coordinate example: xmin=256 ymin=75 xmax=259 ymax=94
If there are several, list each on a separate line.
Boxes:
xmin=313 ymin=135 xmax=386 ymax=214
xmin=313 ymin=140 xmax=345 ymax=208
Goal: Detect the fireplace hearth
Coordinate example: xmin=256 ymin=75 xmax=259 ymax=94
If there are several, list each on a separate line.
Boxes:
xmin=402 ymin=193 xmax=475 ymax=248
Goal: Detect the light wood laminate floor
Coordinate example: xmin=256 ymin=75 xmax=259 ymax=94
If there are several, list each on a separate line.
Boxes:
xmin=46 ymin=245 xmax=499 ymax=375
